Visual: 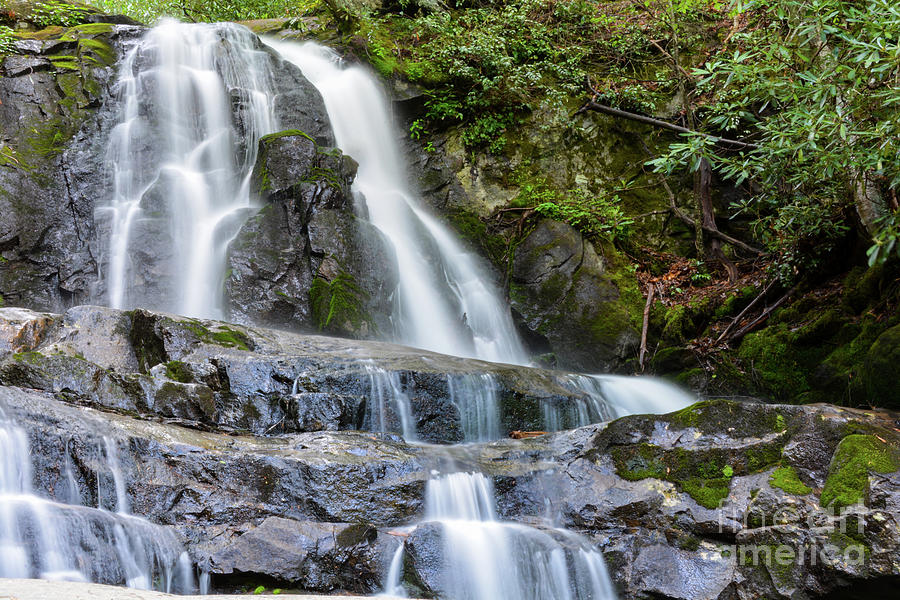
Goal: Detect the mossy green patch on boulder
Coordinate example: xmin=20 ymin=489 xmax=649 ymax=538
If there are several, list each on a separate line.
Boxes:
xmin=769 ymin=466 xmax=812 ymax=495
xmin=820 ymin=434 xmax=900 ymax=510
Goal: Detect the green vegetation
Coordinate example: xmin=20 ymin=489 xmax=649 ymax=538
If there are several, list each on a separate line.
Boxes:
xmin=769 ymin=466 xmax=812 ymax=495
xmin=164 ymin=360 xmax=193 ymax=383
xmin=309 ymin=269 xmax=372 ymax=334
xmin=820 ymin=434 xmax=900 ymax=510
xmin=31 ymin=1 xmax=92 ymax=27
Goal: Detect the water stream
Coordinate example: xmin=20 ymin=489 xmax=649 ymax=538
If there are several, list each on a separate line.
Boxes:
xmin=267 ymin=40 xmax=528 ymax=365
xmin=100 ymin=20 xmax=277 ymax=318
xmin=0 ymin=402 xmax=195 ymax=591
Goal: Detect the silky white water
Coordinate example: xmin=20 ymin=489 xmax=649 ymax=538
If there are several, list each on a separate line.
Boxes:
xmin=0 ymin=403 xmax=194 ymax=591
xmin=101 ymin=20 xmax=277 ymax=318
xmin=422 ymin=472 xmax=617 ymax=600
xmin=267 ymin=40 xmax=527 ymax=365
xmin=544 ymin=374 xmax=696 ymax=431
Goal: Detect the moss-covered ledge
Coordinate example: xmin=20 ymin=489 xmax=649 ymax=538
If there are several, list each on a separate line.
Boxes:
xmin=588 ymin=399 xmax=900 ymax=510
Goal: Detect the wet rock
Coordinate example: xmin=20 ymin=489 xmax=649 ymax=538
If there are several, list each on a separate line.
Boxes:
xmin=226 ymin=131 xmax=396 ymax=337
xmin=2 ymin=374 xmax=899 ymax=598
xmin=0 ymin=305 xmax=591 ymax=441
xmin=509 ymin=219 xmax=641 ymax=372
xmin=209 ymin=517 xmax=399 ymax=593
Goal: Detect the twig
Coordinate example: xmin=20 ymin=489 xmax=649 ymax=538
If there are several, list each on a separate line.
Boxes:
xmin=715 ymin=280 xmax=776 ymax=344
xmin=577 ymin=90 xmax=759 ymax=150
xmin=639 ymin=283 xmax=657 ymax=372
xmin=730 ymin=286 xmax=798 ymax=342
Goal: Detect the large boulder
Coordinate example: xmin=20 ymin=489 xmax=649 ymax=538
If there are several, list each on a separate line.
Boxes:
xmin=509 ymin=219 xmax=642 ymax=371
xmin=225 ymin=130 xmax=397 ymax=337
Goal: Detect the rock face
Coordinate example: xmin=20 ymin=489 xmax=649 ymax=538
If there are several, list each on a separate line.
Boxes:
xmin=404 ymin=131 xmax=644 ymax=372
xmin=0 ymin=21 xmax=137 ymax=311
xmin=0 ymin=305 xmax=591 ymax=443
xmin=509 ymin=219 xmax=641 ymax=371
xmin=2 ymin=336 xmax=898 ymax=600
xmin=225 ymin=130 xmax=397 ymax=336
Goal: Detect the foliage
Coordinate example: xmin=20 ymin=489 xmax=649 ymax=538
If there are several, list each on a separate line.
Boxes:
xmin=0 ymin=24 xmax=14 ymax=54
xmin=31 ymin=1 xmax=92 ymax=27
xmin=87 ymin=0 xmax=319 ymax=24
xmin=650 ymin=0 xmax=900 ymax=279
xmin=533 ymin=188 xmax=634 ymax=242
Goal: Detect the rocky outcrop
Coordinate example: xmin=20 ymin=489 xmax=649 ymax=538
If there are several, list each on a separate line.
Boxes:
xmin=225 ymin=130 xmax=396 ymax=336
xmin=404 ymin=130 xmax=645 ymax=373
xmin=2 ymin=361 xmax=898 ymax=599
xmin=509 ymin=219 xmax=642 ymax=371
xmin=0 ymin=21 xmax=137 ymax=311
xmin=0 ymin=305 xmax=591 ymax=443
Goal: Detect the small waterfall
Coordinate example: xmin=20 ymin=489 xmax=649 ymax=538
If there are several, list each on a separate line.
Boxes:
xmin=267 ymin=40 xmax=528 ymax=365
xmin=448 ymin=373 xmax=501 ymax=443
xmin=0 ymin=402 xmax=195 ymax=592
xmin=421 ymin=472 xmax=617 ymax=600
xmin=545 ymin=374 xmax=696 ymax=431
xmin=364 ymin=363 xmax=418 ymax=441
xmin=101 ymin=20 xmax=277 ymax=319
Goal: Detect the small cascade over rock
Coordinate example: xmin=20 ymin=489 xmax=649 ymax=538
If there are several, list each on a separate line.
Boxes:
xmin=403 ymin=471 xmax=617 ymax=600
xmin=448 ymin=374 xmax=501 ymax=443
xmin=0 ymin=401 xmax=194 ymax=591
xmin=364 ymin=362 xmax=418 ymax=442
xmin=544 ymin=374 xmax=695 ymax=431
xmin=267 ymin=40 xmax=528 ymax=365
xmin=101 ymin=19 xmax=278 ymax=319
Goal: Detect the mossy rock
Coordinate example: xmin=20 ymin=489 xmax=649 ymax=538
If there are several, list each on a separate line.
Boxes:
xmin=861 ymin=323 xmax=900 ymax=409
xmin=820 ymin=434 xmax=900 ymax=510
xmin=769 ymin=465 xmax=812 ymax=495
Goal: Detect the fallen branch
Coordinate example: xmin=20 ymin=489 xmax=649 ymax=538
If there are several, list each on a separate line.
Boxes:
xmin=576 ymin=100 xmax=759 ymax=149
xmin=510 ymin=430 xmax=546 ymax=439
xmin=639 ymin=283 xmax=657 ymax=372
xmin=715 ymin=280 xmax=776 ymax=344
xmin=730 ymin=286 xmax=797 ymax=342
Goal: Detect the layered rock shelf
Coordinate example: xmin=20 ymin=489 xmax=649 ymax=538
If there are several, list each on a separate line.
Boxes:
xmin=2 ymin=306 xmax=898 ymax=598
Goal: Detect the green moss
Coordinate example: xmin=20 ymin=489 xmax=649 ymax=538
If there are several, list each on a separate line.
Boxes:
xmin=820 ymin=434 xmax=900 ymax=510
xmin=611 ymin=443 xmax=666 ymax=481
xmin=309 ymin=269 xmax=372 ymax=335
xmin=260 ymin=129 xmax=315 ymax=143
xmin=164 ymin=360 xmax=193 ymax=384
xmin=681 ymin=477 xmax=731 ymax=509
xmin=183 ymin=321 xmax=253 ymax=351
xmin=769 ymin=466 xmax=812 ymax=495
xmin=210 ymin=327 xmax=252 ymax=351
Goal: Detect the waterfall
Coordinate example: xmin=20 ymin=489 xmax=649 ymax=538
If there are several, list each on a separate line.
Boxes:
xmin=266 ymin=40 xmax=528 ymax=365
xmin=100 ymin=20 xmax=277 ymax=319
xmin=421 ymin=472 xmax=617 ymax=600
xmin=544 ymin=374 xmax=696 ymax=431
xmin=448 ymin=374 xmax=501 ymax=443
xmin=364 ymin=362 xmax=418 ymax=441
xmin=0 ymin=402 xmax=195 ymax=591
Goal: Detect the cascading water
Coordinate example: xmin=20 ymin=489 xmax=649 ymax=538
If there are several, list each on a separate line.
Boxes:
xmin=100 ymin=20 xmax=277 ymax=319
xmin=0 ymin=402 xmax=194 ymax=591
xmin=267 ymin=40 xmax=528 ymax=365
xmin=422 ymin=472 xmax=617 ymax=600
xmin=545 ymin=374 xmax=696 ymax=431
xmin=364 ymin=362 xmax=418 ymax=441
xmin=448 ymin=373 xmax=501 ymax=442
